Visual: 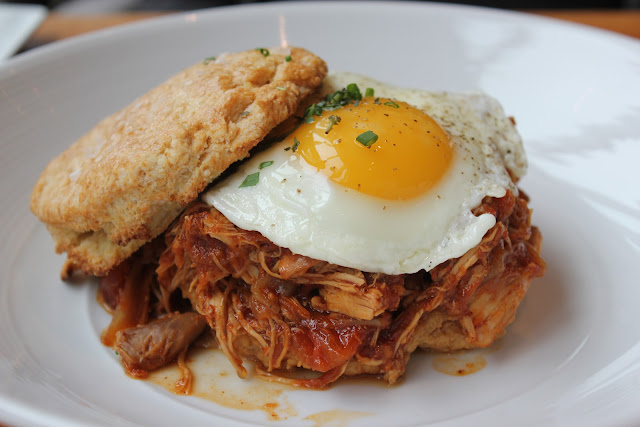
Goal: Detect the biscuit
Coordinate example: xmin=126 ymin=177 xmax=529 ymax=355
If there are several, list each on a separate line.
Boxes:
xmin=30 ymin=47 xmax=327 ymax=276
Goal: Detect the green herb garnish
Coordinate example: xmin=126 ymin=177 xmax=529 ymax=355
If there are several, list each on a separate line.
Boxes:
xmin=384 ymin=101 xmax=400 ymax=108
xmin=257 ymin=48 xmax=270 ymax=57
xmin=303 ymin=83 xmax=363 ymax=124
xmin=356 ymin=131 xmax=378 ymax=147
xmin=365 ymin=87 xmax=375 ymax=97
xmin=259 ymin=160 xmax=274 ymax=169
xmin=276 ymin=86 xmax=286 ymax=91
xmin=239 ymin=172 xmax=260 ymax=188
xmin=285 ymin=55 xmax=292 ymax=62
xmin=346 ymin=83 xmax=362 ymax=100
xmin=284 ymin=138 xmax=301 ymax=152
xmin=203 ymin=56 xmax=216 ymax=64
xmin=292 ymin=137 xmax=300 ymax=152
xmin=325 ymin=115 xmax=341 ymax=134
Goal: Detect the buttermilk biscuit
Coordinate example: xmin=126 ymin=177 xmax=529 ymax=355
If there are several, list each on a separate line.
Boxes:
xmin=30 ymin=47 xmax=327 ymax=276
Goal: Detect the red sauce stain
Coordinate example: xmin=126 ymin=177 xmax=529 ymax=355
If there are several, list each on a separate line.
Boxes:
xmin=432 ymin=352 xmax=487 ymax=376
xmin=303 ymin=409 xmax=374 ymax=427
xmin=144 ymin=348 xmax=297 ymax=421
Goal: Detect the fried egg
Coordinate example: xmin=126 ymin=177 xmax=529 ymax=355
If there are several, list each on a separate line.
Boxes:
xmin=203 ymin=73 xmax=526 ymax=274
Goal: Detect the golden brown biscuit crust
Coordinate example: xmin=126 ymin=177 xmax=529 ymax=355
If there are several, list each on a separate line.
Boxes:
xmin=31 ymin=47 xmax=327 ymax=276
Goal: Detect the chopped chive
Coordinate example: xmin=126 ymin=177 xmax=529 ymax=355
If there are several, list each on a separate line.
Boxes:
xmin=259 ymin=160 xmax=274 ymax=169
xmin=384 ymin=101 xmax=400 ymax=108
xmin=239 ymin=172 xmax=260 ymax=188
xmin=365 ymin=87 xmax=374 ymax=97
xmin=202 ymin=56 xmax=216 ymax=64
xmin=256 ymin=48 xmax=270 ymax=57
xmin=302 ymin=83 xmax=364 ymax=123
xmin=346 ymin=83 xmax=362 ymax=101
xmin=292 ymin=137 xmax=300 ymax=152
xmin=325 ymin=115 xmax=341 ymax=134
xmin=285 ymin=55 xmax=292 ymax=62
xmin=276 ymin=86 xmax=286 ymax=91
xmin=356 ymin=130 xmax=378 ymax=147
xmin=374 ymin=97 xmax=381 ymax=105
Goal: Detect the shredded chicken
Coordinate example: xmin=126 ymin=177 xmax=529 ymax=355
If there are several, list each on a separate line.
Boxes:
xmin=113 ymin=312 xmax=207 ymax=374
xmin=99 ymin=190 xmax=544 ymax=389
xmin=100 ymin=261 xmax=152 ymax=347
xmin=175 ymin=346 xmax=194 ymax=395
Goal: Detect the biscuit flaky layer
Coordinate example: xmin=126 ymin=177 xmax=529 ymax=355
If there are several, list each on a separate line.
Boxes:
xmin=30 ymin=47 xmax=328 ymax=276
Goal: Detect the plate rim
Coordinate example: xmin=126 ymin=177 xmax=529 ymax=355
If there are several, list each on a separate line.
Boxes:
xmin=3 ymin=1 xmax=639 ymax=76
xmin=1 ymin=2 xmax=639 ymax=426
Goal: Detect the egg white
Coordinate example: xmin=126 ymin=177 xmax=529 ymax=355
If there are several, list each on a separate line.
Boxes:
xmin=203 ymin=73 xmax=526 ymax=274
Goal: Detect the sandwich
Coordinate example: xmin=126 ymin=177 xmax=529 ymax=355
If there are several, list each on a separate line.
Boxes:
xmin=30 ymin=47 xmax=545 ymax=391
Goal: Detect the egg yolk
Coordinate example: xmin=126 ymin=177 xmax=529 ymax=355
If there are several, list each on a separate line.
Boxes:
xmin=287 ymin=97 xmax=454 ymax=200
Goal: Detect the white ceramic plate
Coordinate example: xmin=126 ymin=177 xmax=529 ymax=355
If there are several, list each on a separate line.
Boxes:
xmin=0 ymin=3 xmax=46 ymax=60
xmin=1 ymin=2 xmax=639 ymax=426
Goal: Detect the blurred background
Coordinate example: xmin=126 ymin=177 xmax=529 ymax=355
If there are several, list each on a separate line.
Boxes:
xmin=5 ymin=0 xmax=640 ymax=11
xmin=1 ymin=0 xmax=637 ymax=60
